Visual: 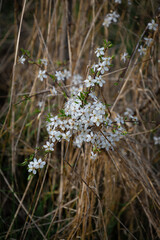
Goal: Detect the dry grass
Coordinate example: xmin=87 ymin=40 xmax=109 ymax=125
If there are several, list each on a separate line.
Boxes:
xmin=0 ymin=0 xmax=160 ymax=239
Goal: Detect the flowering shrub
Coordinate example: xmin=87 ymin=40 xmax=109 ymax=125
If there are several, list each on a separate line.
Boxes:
xmin=18 ymin=13 xmax=159 ymax=179
xmin=19 ymin=39 xmax=141 ymax=178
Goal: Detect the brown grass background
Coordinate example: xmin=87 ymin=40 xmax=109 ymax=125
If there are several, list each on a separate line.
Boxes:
xmin=0 ymin=0 xmax=160 ymax=239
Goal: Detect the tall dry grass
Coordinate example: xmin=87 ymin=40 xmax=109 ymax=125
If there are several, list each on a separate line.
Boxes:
xmin=0 ymin=0 xmax=160 ymax=239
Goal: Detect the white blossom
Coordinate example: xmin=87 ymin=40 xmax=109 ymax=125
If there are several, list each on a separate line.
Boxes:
xmin=97 ymin=61 xmax=109 ymax=74
xmin=40 ymin=59 xmax=48 ymax=66
xmin=95 ymin=76 xmax=105 ymax=87
xmin=38 ymin=70 xmax=47 ymax=81
xmin=121 ymin=52 xmax=128 ymax=63
xmin=43 ymin=141 xmax=54 ymax=151
xmin=55 ymin=71 xmax=65 ymax=81
xmin=28 ymin=158 xmax=46 ymax=175
xmin=95 ymin=47 xmax=105 ymax=57
xmin=103 ymin=11 xmax=120 ymax=28
xmin=153 ymin=136 xmax=160 ymax=145
xmin=38 ymin=101 xmax=43 ymax=109
xmin=138 ymin=45 xmax=146 ymax=56
xmin=84 ymin=75 xmax=95 ymax=88
xmin=103 ymin=16 xmax=112 ymax=28
xmin=90 ymin=151 xmax=97 ymax=160
xmin=18 ymin=55 xmax=26 ymax=64
xmin=148 ymin=19 xmax=158 ymax=31
xmin=51 ymin=86 xmax=57 ymax=95
xmin=144 ymin=37 xmax=153 ymax=47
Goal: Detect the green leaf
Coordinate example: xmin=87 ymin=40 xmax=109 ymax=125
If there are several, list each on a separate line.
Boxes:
xmin=26 ymin=122 xmax=32 ymax=127
xmin=49 ymin=74 xmax=56 ymax=82
xmin=90 ymin=68 xmax=95 ymax=74
xmin=28 ymin=174 xmax=32 ymax=181
xmin=25 ymin=50 xmax=31 ymax=57
xmin=58 ymin=109 xmax=66 ymax=118
xmin=20 ymin=161 xmax=28 ymax=166
xmin=29 ymin=154 xmax=34 ymax=160
xmin=20 ymin=48 xmax=25 ymax=54
xmin=63 ymin=91 xmax=67 ymax=99
xmin=37 ymin=59 xmax=42 ymax=64
xmin=28 ymin=60 xmax=34 ymax=64
xmin=46 ymin=113 xmax=52 ymax=122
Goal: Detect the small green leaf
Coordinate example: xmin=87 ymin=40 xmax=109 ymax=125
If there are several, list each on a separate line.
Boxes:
xmin=37 ymin=59 xmax=42 ymax=64
xmin=49 ymin=74 xmax=56 ymax=81
xmin=63 ymin=91 xmax=67 ymax=99
xmin=90 ymin=68 xmax=95 ymax=74
xmin=21 ymin=161 xmax=28 ymax=166
xmin=26 ymin=122 xmax=32 ymax=127
xmin=25 ymin=50 xmax=31 ymax=57
xmin=28 ymin=174 xmax=32 ymax=181
xmin=28 ymin=60 xmax=34 ymax=64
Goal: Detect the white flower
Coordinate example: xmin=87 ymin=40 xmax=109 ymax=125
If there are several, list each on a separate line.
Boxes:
xmin=62 ymin=131 xmax=72 ymax=141
xmin=38 ymin=101 xmax=43 ymax=108
xmin=95 ymin=76 xmax=105 ymax=87
xmin=121 ymin=52 xmax=128 ymax=63
xmin=63 ymin=69 xmax=71 ymax=79
xmin=43 ymin=141 xmax=54 ymax=151
xmin=153 ymin=136 xmax=160 ymax=145
xmin=28 ymin=160 xmax=37 ymax=175
xmin=18 ymin=55 xmax=26 ymax=64
xmin=103 ymin=16 xmax=112 ymax=28
xmin=91 ymin=111 xmax=103 ymax=126
xmin=97 ymin=61 xmax=109 ymax=74
xmin=95 ymin=47 xmax=105 ymax=57
xmin=103 ymin=11 xmax=120 ymax=28
xmin=138 ymin=45 xmax=146 ymax=56
xmin=102 ymin=57 xmax=112 ymax=66
xmin=115 ymin=114 xmax=124 ymax=124
xmin=55 ymin=71 xmax=65 ymax=81
xmin=72 ymin=74 xmax=83 ymax=84
xmin=28 ymin=158 xmax=46 ymax=174
xmin=144 ymin=37 xmax=153 ymax=47
xmin=40 ymin=59 xmax=48 ymax=66
xmin=84 ymin=75 xmax=95 ymax=88
xmin=51 ymin=86 xmax=57 ymax=95
xmin=148 ymin=19 xmax=158 ymax=31
xmin=124 ymin=108 xmax=134 ymax=117
xmin=110 ymin=11 xmax=120 ymax=23
xmin=38 ymin=70 xmax=47 ymax=81
xmin=35 ymin=158 xmax=46 ymax=169
xmin=91 ymin=64 xmax=98 ymax=72
xmin=90 ymin=151 xmax=97 ymax=160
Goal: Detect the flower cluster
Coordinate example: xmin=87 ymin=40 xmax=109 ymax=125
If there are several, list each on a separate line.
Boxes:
xmin=55 ymin=69 xmax=71 ymax=81
xmin=28 ymin=158 xmax=46 ymax=175
xmin=21 ymin=42 xmax=138 ymax=177
xmin=70 ymin=74 xmax=83 ymax=96
xmin=103 ymin=11 xmax=120 ymax=28
xmin=124 ymin=108 xmax=138 ymax=122
xmin=42 ymin=47 xmax=138 ymax=162
xmin=138 ymin=19 xmax=157 ymax=56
